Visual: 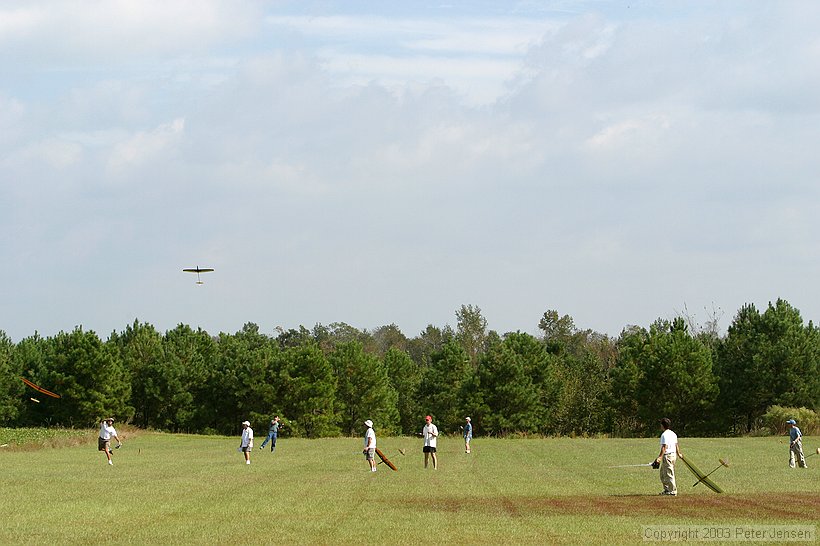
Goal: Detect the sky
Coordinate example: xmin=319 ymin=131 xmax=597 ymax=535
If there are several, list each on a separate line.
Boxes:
xmin=2 ymin=0 xmax=820 ymax=342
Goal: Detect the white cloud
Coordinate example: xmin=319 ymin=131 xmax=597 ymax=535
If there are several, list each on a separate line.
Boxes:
xmin=266 ymin=15 xmax=558 ymax=55
xmin=0 ymin=5 xmax=47 ymax=38
xmin=107 ymin=118 xmax=185 ymax=171
xmin=4 ymin=2 xmax=820 ymax=341
xmin=585 ymin=114 xmax=671 ymax=150
xmin=0 ymin=0 xmax=259 ymax=61
xmin=40 ymin=138 xmax=84 ymax=168
xmin=0 ymin=94 xmax=25 ymax=144
xmin=265 ymin=14 xmax=561 ymax=105
xmin=320 ymin=52 xmax=517 ymax=105
xmin=211 ymin=159 xmax=329 ymax=197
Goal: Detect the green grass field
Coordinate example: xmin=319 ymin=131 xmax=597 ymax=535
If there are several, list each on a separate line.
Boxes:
xmin=0 ymin=426 xmax=97 ymax=449
xmin=1 ymin=432 xmax=817 ymax=544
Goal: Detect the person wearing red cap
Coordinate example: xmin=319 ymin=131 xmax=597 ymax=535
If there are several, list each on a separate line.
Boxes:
xmin=422 ymin=415 xmax=438 ymax=469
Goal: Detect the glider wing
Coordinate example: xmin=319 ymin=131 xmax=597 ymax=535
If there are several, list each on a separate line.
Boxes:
xmin=679 ymin=454 xmax=723 ymax=493
xmin=19 ymin=377 xmax=61 ymax=399
xmin=375 ymin=448 xmax=398 ymax=471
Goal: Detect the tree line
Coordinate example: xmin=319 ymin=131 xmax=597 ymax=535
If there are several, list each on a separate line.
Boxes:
xmin=0 ymin=300 xmax=817 ymax=437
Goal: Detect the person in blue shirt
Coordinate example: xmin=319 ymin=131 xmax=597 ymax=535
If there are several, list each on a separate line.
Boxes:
xmin=786 ymin=419 xmax=807 ymax=468
xmin=463 ymin=417 xmax=472 ymax=454
xmin=260 ymin=416 xmax=281 ymax=453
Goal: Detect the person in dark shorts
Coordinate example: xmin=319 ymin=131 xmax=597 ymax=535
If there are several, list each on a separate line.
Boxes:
xmin=422 ymin=415 xmax=438 ymax=469
xmin=98 ymin=418 xmax=121 ymax=466
xmin=239 ymin=420 xmax=253 ymax=465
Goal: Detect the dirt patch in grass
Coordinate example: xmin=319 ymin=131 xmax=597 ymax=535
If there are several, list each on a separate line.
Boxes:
xmin=542 ymin=493 xmax=818 ymax=520
xmin=401 ymin=493 xmax=820 ymax=521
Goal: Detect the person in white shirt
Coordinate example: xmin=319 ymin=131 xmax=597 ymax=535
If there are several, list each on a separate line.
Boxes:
xmin=422 ymin=415 xmax=438 ymax=469
xmin=363 ymin=419 xmax=377 ymax=472
xmin=239 ymin=421 xmax=253 ymax=465
xmin=654 ymin=418 xmax=682 ymax=496
xmin=98 ymin=418 xmax=121 ymax=465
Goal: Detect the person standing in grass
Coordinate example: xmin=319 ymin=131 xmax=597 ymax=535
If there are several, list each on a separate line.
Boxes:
xmin=98 ymin=417 xmax=121 ymax=466
xmin=363 ymin=419 xmax=377 ymax=472
xmin=463 ymin=417 xmax=472 ymax=454
xmin=422 ymin=415 xmax=438 ymax=469
xmin=654 ymin=417 xmax=682 ymax=496
xmin=240 ymin=420 xmax=253 ymax=465
xmin=786 ymin=419 xmax=807 ymax=468
xmin=260 ymin=416 xmax=281 ymax=453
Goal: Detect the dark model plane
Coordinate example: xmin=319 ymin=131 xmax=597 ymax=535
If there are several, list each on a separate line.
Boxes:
xmin=183 ymin=266 xmax=214 ymax=284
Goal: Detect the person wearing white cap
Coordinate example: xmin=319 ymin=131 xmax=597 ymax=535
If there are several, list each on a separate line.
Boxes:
xmin=786 ymin=419 xmax=807 ymax=468
xmin=239 ymin=421 xmax=254 ymax=465
xmin=98 ymin=417 xmax=121 ymax=465
xmin=463 ymin=417 xmax=472 ymax=454
xmin=363 ymin=420 xmax=377 ymax=472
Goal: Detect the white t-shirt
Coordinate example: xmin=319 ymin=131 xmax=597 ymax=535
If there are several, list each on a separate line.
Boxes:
xmin=660 ymin=429 xmax=677 ymax=453
xmin=99 ymin=422 xmax=117 ymax=440
xmin=423 ymin=423 xmax=438 ymax=448
xmin=241 ymin=427 xmax=254 ymax=448
xmin=364 ymin=428 xmax=376 ymax=449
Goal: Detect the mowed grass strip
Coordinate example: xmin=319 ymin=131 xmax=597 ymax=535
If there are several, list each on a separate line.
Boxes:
xmin=1 ymin=434 xmax=817 ymax=545
xmin=0 ymin=426 xmax=97 ymax=450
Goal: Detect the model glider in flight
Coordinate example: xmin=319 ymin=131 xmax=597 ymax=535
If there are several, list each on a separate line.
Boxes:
xmin=19 ymin=377 xmax=61 ymax=399
xmin=183 ymin=266 xmax=214 ymax=285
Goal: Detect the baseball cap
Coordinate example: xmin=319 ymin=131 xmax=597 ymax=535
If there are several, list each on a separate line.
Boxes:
xmin=364 ymin=419 xmax=373 ymax=427
xmin=242 ymin=420 xmax=250 ymax=426
xmin=786 ymin=419 xmax=797 ymax=425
